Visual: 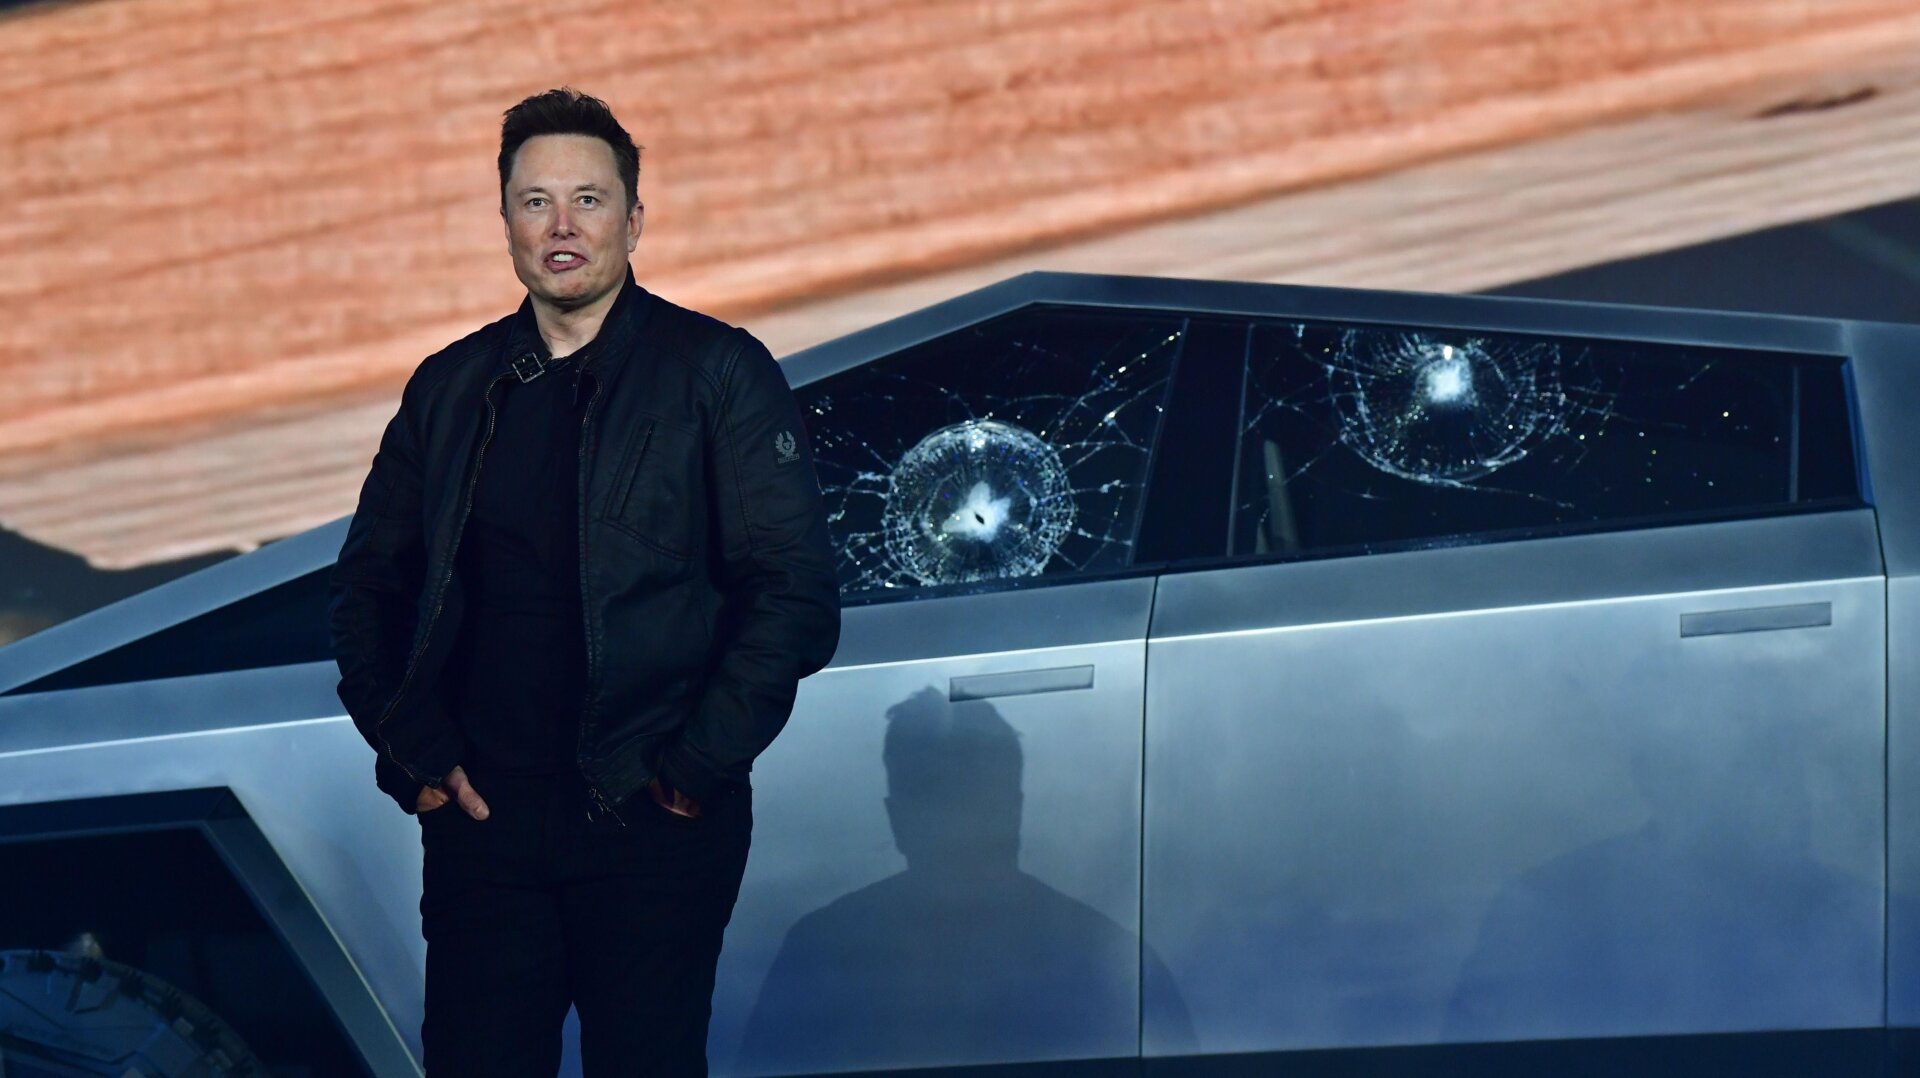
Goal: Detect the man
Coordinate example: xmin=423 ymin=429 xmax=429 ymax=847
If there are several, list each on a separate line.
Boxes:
xmin=327 ymin=87 xmax=841 ymax=1077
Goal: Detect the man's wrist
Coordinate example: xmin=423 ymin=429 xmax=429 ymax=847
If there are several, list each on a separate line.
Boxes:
xmin=657 ymin=744 xmax=721 ymax=805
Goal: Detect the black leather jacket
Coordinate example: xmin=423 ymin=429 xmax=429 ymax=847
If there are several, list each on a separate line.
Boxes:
xmin=327 ymin=271 xmax=840 ymax=822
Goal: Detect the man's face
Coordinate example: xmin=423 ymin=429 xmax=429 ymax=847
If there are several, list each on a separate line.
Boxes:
xmin=501 ymin=134 xmax=642 ymax=312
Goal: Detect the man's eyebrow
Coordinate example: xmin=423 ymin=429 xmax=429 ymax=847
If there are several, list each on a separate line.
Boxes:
xmin=510 ymin=182 xmax=606 ymax=199
xmin=512 ymin=183 xmax=605 ymax=196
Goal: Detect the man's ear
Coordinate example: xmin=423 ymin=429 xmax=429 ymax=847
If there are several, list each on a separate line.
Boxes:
xmin=628 ymin=200 xmax=643 ymax=251
xmin=500 ymin=203 xmax=511 ymax=245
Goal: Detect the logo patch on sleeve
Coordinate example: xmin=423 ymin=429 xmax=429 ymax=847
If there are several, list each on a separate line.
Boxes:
xmin=774 ymin=430 xmax=800 ymax=463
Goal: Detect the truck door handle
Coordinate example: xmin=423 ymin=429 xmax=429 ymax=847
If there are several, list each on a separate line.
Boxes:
xmin=949 ymin=665 xmax=1096 ymax=702
xmin=1680 ymin=602 xmax=1831 ymax=638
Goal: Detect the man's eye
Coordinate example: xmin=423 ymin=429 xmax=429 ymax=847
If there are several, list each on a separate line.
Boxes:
xmin=579 ymin=195 xmax=597 ymax=206
xmin=527 ymin=198 xmax=547 ymax=209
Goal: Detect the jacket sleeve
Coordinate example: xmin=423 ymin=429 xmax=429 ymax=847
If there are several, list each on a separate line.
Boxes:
xmin=327 ymin=364 xmax=468 ymax=813
xmin=657 ymin=329 xmax=842 ymax=803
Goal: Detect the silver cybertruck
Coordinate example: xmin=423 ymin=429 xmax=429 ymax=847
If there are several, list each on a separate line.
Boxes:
xmin=2 ymin=273 xmax=1918 ymax=1076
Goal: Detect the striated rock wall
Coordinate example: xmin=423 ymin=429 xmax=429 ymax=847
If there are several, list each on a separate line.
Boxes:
xmin=5 ymin=0 xmax=1920 ymax=568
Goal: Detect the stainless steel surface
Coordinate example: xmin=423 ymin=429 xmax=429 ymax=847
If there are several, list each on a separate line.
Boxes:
xmin=0 ymin=518 xmax=348 ymax=696
xmin=194 ymin=795 xmax=422 ymax=1078
xmin=1888 ymin=573 xmax=1920 ymax=1027
xmin=1846 ymin=321 xmax=1920 ymax=1029
xmin=0 ymin=786 xmax=420 ymax=1078
xmin=0 ymin=659 xmax=345 ymax=756
xmin=1680 ymin=602 xmax=1833 ymax=637
xmin=1149 ymin=511 xmax=1880 ymax=641
xmin=1143 ymin=515 xmax=1885 ymax=1056
xmin=950 ymin=665 xmax=1097 ymax=702
xmin=717 ymin=579 xmax=1156 ymax=1076
xmin=6 ymin=272 xmax=1915 ymax=1074
xmin=0 ymin=692 xmax=431 ymax=1072
xmin=828 ymin=577 xmax=1152 ymax=669
xmin=1846 ymin=320 xmax=1920 ymax=576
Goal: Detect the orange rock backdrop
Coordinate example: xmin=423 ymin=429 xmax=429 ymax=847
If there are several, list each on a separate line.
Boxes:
xmin=3 ymin=0 xmax=1920 ymax=564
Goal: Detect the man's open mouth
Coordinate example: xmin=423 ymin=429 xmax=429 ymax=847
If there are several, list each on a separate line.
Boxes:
xmin=546 ymin=251 xmax=585 ymax=271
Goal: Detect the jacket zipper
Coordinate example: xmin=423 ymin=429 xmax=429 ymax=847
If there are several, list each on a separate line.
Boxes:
xmin=574 ymin=367 xmax=629 ymax=827
xmin=372 ymin=371 xmax=509 ymax=790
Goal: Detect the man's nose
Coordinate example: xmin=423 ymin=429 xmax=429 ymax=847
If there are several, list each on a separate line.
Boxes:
xmin=549 ymin=207 xmax=577 ymax=236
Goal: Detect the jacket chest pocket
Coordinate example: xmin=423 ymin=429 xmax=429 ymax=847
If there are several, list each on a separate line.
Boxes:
xmin=600 ymin=416 xmax=698 ymax=560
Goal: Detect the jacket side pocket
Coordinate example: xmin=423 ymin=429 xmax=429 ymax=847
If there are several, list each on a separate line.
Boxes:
xmin=601 ymin=417 xmax=696 ymax=560
xmin=604 ymin=419 xmax=655 ymax=522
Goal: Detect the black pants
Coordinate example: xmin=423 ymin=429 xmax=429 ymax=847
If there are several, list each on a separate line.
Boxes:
xmin=417 ymin=763 xmax=752 ymax=1077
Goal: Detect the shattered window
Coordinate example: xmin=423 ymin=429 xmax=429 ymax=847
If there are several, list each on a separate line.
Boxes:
xmin=1233 ymin=322 xmax=1858 ymax=557
xmin=798 ymin=305 xmax=1181 ymax=599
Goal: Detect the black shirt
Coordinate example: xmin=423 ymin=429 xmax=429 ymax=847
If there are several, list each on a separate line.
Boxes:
xmin=441 ymin=311 xmax=610 ymax=776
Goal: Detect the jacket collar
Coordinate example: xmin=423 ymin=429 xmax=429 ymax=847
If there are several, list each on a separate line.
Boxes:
xmin=497 ymin=265 xmax=652 ymax=378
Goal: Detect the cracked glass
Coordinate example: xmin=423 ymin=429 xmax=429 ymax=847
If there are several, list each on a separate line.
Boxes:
xmin=1233 ymin=321 xmax=1857 ymax=557
xmin=797 ymin=306 xmax=1182 ymax=599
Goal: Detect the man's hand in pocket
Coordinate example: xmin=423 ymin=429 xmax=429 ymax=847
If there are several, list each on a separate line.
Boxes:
xmin=648 ymin=775 xmax=700 ymax=818
xmin=417 ymin=765 xmax=491 ymax=820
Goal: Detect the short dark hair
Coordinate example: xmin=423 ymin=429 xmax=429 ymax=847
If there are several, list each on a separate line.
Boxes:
xmin=498 ymin=87 xmax=641 ymax=211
